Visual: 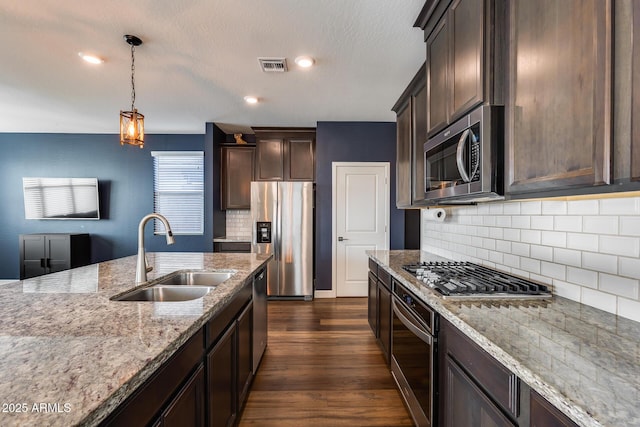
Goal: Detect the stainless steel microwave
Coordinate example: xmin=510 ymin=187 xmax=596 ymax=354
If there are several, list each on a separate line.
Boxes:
xmin=423 ymin=105 xmax=504 ymax=204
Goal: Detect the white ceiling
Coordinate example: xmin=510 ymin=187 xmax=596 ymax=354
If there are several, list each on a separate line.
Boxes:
xmin=0 ymin=1 xmax=426 ymax=135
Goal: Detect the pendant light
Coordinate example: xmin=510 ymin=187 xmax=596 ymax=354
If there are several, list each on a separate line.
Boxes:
xmin=120 ymin=35 xmax=145 ymax=148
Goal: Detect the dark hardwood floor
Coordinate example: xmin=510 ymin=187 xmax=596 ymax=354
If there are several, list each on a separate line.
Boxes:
xmin=238 ymin=298 xmax=413 ymax=427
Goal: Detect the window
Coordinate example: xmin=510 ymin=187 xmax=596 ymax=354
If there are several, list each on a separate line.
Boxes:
xmin=151 ymin=151 xmax=204 ymax=235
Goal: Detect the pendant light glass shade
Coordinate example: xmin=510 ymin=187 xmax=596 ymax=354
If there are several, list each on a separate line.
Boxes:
xmin=120 ymin=35 xmax=144 ymax=148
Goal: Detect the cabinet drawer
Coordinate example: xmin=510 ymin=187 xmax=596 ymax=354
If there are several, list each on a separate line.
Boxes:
xmin=377 ymin=267 xmax=391 ymax=290
xmin=443 ymin=320 xmax=519 ymax=418
xmin=206 ymin=281 xmax=252 ymax=348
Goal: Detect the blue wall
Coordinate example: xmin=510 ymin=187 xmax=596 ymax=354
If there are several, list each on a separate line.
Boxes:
xmin=315 ymin=121 xmax=403 ymax=291
xmin=0 ymin=133 xmax=210 ymax=279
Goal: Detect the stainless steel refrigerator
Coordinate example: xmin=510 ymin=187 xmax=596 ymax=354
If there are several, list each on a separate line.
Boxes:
xmin=251 ymin=181 xmax=313 ymax=300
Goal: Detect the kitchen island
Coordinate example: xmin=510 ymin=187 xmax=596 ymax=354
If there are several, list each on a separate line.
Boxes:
xmin=0 ymin=252 xmax=271 ymax=427
xmin=368 ymin=250 xmax=640 ymax=427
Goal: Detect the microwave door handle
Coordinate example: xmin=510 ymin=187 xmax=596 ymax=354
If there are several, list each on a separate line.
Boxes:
xmin=456 ymin=129 xmax=472 ymax=183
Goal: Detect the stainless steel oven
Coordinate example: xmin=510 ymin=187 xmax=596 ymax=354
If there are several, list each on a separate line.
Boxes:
xmin=391 ymin=281 xmax=438 ymax=427
xmin=423 ymin=105 xmax=503 ymax=204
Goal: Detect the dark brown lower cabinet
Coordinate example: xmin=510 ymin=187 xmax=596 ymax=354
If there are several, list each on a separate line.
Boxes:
xmin=530 ymin=390 xmax=578 ymax=427
xmin=160 ymin=364 xmax=205 ymax=427
xmin=368 ymin=271 xmax=378 ymax=335
xmin=237 ymin=301 xmax=253 ymax=411
xmin=367 ymin=259 xmax=392 ymax=365
xmin=101 ymin=280 xmax=256 ymax=427
xmin=377 ymin=280 xmax=391 ymax=364
xmin=442 ymin=355 xmax=515 ymax=427
xmin=208 ymin=323 xmax=237 ymax=427
xmin=440 ymin=319 xmax=520 ymax=427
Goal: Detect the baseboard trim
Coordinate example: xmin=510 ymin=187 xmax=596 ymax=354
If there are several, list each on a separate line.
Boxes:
xmin=314 ymin=289 xmax=336 ymax=299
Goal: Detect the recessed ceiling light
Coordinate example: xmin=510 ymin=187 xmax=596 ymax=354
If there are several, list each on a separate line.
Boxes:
xmin=294 ymin=56 xmax=314 ymax=68
xmin=244 ymin=96 xmax=259 ymax=104
xmin=78 ymin=52 xmax=104 ymax=64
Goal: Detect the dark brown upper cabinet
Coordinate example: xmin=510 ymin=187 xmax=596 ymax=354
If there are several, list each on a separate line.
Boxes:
xmin=505 ymin=0 xmax=612 ymax=194
xmin=221 ymin=146 xmax=254 ymax=210
xmin=253 ymin=128 xmax=315 ymax=181
xmin=419 ymin=0 xmax=503 ymax=136
xmin=393 ymin=63 xmax=427 ymax=208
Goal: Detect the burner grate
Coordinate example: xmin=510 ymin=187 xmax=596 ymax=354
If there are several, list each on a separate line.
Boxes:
xmin=402 ymin=261 xmax=551 ymax=298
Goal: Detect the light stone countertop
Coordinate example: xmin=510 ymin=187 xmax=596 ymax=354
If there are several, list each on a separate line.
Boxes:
xmin=0 ymin=252 xmax=271 ymax=427
xmin=367 ymin=250 xmax=640 ymax=427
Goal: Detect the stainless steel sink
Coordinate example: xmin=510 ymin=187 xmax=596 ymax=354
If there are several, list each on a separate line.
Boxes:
xmin=113 ymin=285 xmax=214 ymax=302
xmin=155 ymin=271 xmax=234 ymax=287
xmin=111 ymin=271 xmax=234 ymax=302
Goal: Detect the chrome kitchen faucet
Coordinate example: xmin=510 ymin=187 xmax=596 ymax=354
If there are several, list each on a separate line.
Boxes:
xmin=136 ymin=213 xmax=175 ymax=283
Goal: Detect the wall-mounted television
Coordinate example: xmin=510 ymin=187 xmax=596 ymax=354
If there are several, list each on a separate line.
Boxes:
xmin=23 ymin=177 xmax=100 ymax=220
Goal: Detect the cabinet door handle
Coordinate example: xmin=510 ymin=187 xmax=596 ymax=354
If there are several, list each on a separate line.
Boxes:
xmin=338 ymin=236 xmax=349 ymax=242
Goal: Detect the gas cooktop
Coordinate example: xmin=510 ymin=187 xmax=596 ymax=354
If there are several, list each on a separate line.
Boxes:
xmin=402 ymin=261 xmax=551 ymax=300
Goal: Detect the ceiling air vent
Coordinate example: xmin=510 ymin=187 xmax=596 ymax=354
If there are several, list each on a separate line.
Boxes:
xmin=258 ymin=57 xmax=288 ymax=73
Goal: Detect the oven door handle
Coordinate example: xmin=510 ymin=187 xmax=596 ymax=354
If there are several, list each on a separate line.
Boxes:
xmin=456 ymin=129 xmax=472 ymax=183
xmin=393 ymin=299 xmax=432 ymax=345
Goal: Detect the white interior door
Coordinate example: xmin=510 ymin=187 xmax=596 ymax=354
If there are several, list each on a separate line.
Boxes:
xmin=333 ymin=162 xmax=389 ymax=297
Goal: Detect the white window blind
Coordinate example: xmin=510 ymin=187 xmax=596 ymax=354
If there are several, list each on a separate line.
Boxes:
xmin=151 ymin=151 xmax=204 ymax=235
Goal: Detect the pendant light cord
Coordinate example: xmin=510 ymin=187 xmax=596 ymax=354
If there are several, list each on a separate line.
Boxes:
xmin=130 ymin=44 xmax=136 ymax=111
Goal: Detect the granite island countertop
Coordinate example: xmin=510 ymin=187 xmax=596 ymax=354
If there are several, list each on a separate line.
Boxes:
xmin=0 ymin=252 xmax=271 ymax=427
xmin=367 ymin=250 xmax=640 ymax=427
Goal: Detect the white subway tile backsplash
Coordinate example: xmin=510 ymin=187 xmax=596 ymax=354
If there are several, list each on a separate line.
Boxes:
xmin=583 ymin=216 xmax=619 ymax=235
xmin=553 ymin=248 xmax=582 ymax=267
xmin=600 ymin=197 xmax=640 ymax=215
xmin=567 ymin=199 xmax=599 ymax=215
xmin=566 ymin=267 xmax=598 ymax=289
xmin=542 ymin=200 xmax=567 ymax=215
xmin=503 ymin=228 xmax=521 ymax=242
xmin=530 ymin=245 xmax=553 ymax=262
xmin=489 ymin=251 xmax=503 ymax=264
xmin=620 ymin=217 xmax=640 ymax=236
xmin=582 ymin=252 xmax=618 ymax=275
xmin=521 ymin=230 xmax=542 ymax=244
xmin=541 ymin=231 xmax=567 ymax=248
xmin=521 ymin=200 xmax=542 ymax=215
xmin=598 ymin=273 xmax=639 ymax=299
xmin=618 ymin=298 xmax=640 ymax=323
xmin=422 ymin=195 xmax=640 ymax=321
xmin=496 ymin=216 xmax=512 ymax=228
xmin=511 ymin=242 xmax=530 ymax=257
xmin=521 ymin=258 xmax=541 ymax=274
xmin=489 ymin=203 xmax=504 ymax=214
xmin=503 ymin=253 xmax=520 ymax=268
xmin=619 ymin=257 xmax=640 ymax=280
xmin=599 ymin=235 xmax=640 ymax=257
xmin=553 ymin=280 xmax=582 ymax=300
xmin=581 ymin=288 xmax=617 ymax=314
xmin=554 ymin=216 xmax=583 ymax=232
xmin=489 ymin=227 xmax=504 ymax=240
xmin=566 ymin=233 xmax=599 ymax=252
xmin=531 ymin=216 xmax=554 ymax=230
xmin=511 ymin=216 xmax=531 ymax=229
xmin=503 ymin=202 xmax=521 ymax=214
xmin=541 ymin=261 xmax=566 ymax=280
xmin=483 ymin=216 xmax=497 ymax=227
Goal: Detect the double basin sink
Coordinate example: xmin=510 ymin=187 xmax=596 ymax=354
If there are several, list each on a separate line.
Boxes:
xmin=112 ymin=271 xmax=234 ymax=302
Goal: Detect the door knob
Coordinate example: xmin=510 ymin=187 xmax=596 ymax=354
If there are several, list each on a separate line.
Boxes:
xmin=338 ymin=236 xmax=349 ymax=242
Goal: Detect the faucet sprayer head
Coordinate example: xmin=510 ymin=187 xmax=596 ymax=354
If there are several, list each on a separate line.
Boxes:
xmin=166 ymin=230 xmax=175 ymax=245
